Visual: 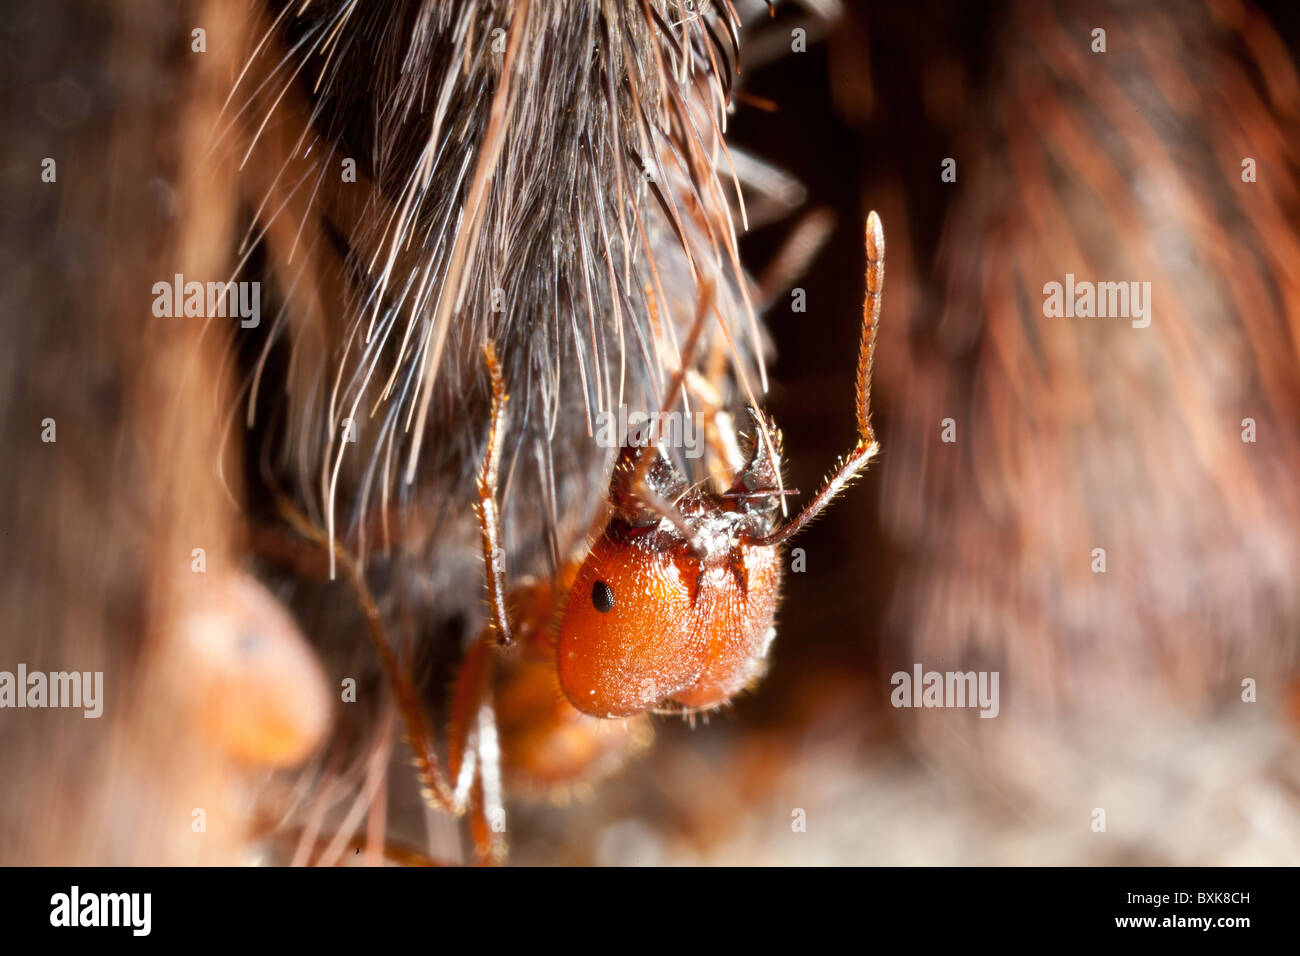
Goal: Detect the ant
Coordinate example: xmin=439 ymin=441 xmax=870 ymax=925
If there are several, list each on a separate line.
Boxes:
xmin=278 ymin=213 xmax=885 ymax=864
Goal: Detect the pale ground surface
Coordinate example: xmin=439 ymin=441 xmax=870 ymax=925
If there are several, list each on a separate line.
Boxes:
xmin=507 ymin=703 xmax=1300 ymax=866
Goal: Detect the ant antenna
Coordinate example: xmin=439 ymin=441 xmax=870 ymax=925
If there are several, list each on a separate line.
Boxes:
xmin=752 ymin=211 xmax=884 ymax=548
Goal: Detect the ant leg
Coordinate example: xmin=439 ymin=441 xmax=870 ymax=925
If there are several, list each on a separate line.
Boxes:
xmin=476 ymin=341 xmax=513 ymax=646
xmin=274 ymin=495 xmax=458 ymax=813
xmin=447 ymin=629 xmax=508 ymax=864
xmin=272 ymin=482 xmax=510 ymax=863
xmin=467 ymin=697 xmax=507 ymax=865
xmin=752 ymin=211 xmax=885 ymax=549
xmin=447 ymin=632 xmax=491 ymax=812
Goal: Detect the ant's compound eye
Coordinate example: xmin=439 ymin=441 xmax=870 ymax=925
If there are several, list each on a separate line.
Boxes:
xmin=557 ymin=534 xmax=698 ymax=717
xmin=591 ymin=580 xmax=615 ymax=613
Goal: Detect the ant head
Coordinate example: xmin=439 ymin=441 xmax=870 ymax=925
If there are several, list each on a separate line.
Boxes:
xmin=554 ymin=416 xmax=787 ymax=719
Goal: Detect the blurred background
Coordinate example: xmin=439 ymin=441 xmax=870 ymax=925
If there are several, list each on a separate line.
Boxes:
xmin=4 ymin=0 xmax=1300 ymax=865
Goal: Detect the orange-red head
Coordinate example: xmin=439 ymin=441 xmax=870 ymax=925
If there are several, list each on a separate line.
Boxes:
xmin=557 ymin=410 xmax=786 ymax=718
